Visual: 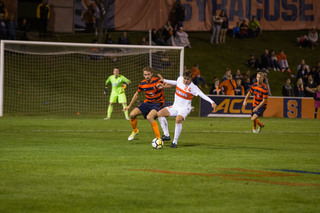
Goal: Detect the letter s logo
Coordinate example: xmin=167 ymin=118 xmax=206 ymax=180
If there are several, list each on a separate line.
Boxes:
xmin=287 ymin=100 xmax=298 ymax=118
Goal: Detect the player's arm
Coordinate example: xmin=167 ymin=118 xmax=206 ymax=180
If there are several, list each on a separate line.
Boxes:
xmin=157 ymin=74 xmax=177 ymax=86
xmin=122 ymin=75 xmax=131 ymax=85
xmin=197 ymin=89 xmax=217 ymax=112
xmin=243 ymin=91 xmax=251 ymax=107
xmin=163 ymin=79 xmax=177 ymax=85
xmin=163 ymin=83 xmax=173 ymax=88
xmin=104 ymin=77 xmax=111 ymax=95
xmin=123 ymin=91 xmax=139 ymax=112
xmin=156 ymin=82 xmax=173 ymax=89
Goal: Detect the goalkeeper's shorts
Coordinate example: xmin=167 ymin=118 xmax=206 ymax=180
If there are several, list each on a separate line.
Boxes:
xmin=109 ymin=92 xmax=127 ymax=103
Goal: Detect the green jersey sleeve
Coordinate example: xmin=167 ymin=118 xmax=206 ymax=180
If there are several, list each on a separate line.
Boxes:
xmin=105 ymin=76 xmax=111 ymax=86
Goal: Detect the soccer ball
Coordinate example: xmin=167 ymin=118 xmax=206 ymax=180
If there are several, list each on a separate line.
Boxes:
xmin=152 ymin=138 xmax=163 ymax=149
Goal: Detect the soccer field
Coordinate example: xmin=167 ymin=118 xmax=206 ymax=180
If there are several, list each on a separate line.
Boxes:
xmin=0 ymin=116 xmax=319 ymax=212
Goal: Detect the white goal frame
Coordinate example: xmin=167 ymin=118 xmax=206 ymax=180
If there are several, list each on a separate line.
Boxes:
xmin=0 ymin=40 xmax=184 ymax=116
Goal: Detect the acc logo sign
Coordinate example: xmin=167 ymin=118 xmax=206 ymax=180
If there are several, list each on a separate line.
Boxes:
xmin=215 ymin=98 xmax=252 ymax=114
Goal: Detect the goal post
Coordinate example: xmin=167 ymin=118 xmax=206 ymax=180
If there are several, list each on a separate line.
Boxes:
xmin=0 ymin=40 xmax=184 ymax=117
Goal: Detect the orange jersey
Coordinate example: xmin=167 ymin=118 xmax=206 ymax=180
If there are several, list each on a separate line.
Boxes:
xmin=219 ymin=79 xmax=237 ymax=95
xmin=138 ymin=77 xmax=165 ymax=104
xmin=191 ymin=67 xmax=200 ymax=78
xmin=250 ymin=83 xmax=269 ymax=107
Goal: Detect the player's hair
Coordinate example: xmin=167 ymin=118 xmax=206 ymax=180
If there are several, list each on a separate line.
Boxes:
xmin=183 ymin=70 xmax=192 ymax=78
xmin=143 ymin=67 xmax=153 ymax=73
xmin=113 ymin=67 xmax=119 ymax=70
xmin=257 ymin=72 xmax=265 ymax=79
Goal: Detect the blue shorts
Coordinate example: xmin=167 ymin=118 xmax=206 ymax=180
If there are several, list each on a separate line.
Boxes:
xmin=138 ymin=102 xmax=164 ymax=119
xmin=251 ymin=107 xmax=266 ymax=117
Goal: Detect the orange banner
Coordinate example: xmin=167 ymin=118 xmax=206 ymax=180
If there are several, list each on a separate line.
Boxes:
xmin=114 ymin=0 xmax=320 ymax=31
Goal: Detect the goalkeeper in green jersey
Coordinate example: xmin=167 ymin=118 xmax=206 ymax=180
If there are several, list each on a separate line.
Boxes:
xmin=104 ymin=68 xmax=131 ymax=120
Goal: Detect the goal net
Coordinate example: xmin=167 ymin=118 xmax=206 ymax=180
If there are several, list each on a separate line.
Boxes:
xmin=0 ymin=41 xmax=184 ymax=117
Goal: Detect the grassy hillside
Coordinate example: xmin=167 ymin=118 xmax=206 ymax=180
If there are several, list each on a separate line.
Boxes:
xmin=55 ymin=30 xmax=319 ymax=96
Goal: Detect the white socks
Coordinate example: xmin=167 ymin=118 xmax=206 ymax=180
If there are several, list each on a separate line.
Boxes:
xmin=173 ymin=123 xmax=182 ymax=144
xmin=158 ymin=117 xmax=182 ymax=145
xmin=158 ymin=117 xmax=169 ymax=136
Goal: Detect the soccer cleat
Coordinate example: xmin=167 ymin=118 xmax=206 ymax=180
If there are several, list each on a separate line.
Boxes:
xmin=128 ymin=130 xmax=139 ymax=141
xmin=252 ymin=129 xmax=259 ymax=134
xmin=125 ymin=117 xmax=130 ymax=120
xmin=104 ymin=117 xmax=110 ymax=120
xmin=257 ymin=125 xmax=265 ymax=133
xmin=170 ymin=143 xmax=177 ymax=148
xmin=161 ymin=135 xmax=171 ymax=141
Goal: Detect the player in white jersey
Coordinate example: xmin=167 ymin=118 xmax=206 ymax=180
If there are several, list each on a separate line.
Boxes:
xmin=156 ymin=70 xmax=217 ymax=148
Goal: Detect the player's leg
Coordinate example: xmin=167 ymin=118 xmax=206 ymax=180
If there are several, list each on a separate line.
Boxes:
xmin=147 ymin=109 xmax=161 ymax=139
xmin=118 ymin=93 xmax=130 ymax=120
xmin=157 ymin=108 xmax=171 ymax=141
xmin=315 ymin=107 xmax=318 ymax=119
xmin=122 ymin=103 xmax=130 ymax=120
xmin=105 ymin=92 xmax=117 ymax=120
xmin=171 ymin=107 xmax=190 ymax=148
xmin=171 ymin=115 xmax=184 ymax=148
xmin=251 ymin=114 xmax=259 ymax=133
xmin=128 ymin=107 xmax=143 ymax=141
xmin=256 ymin=118 xmax=264 ymax=128
xmin=255 ymin=108 xmax=266 ymax=132
xmin=106 ymin=103 xmax=113 ymax=120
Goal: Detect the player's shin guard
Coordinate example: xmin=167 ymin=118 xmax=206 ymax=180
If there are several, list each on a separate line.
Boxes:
xmin=256 ymin=118 xmax=263 ymax=127
xmin=122 ymin=104 xmax=129 ymax=118
xmin=130 ymin=118 xmax=138 ymax=132
xmin=151 ymin=121 xmax=161 ymax=139
xmin=173 ymin=123 xmax=182 ymax=144
xmin=158 ymin=117 xmax=169 ymax=136
xmin=107 ymin=105 xmax=113 ymax=118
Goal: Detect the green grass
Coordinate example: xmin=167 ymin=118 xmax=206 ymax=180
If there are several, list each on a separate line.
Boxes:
xmin=1 ymin=116 xmax=319 ymax=212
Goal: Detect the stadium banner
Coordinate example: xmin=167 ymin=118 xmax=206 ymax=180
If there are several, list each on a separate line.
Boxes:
xmin=200 ymin=95 xmax=316 ymax=119
xmin=74 ymin=0 xmax=320 ymax=31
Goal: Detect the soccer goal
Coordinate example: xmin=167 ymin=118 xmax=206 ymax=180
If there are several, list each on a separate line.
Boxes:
xmin=0 ymin=40 xmax=184 ymax=117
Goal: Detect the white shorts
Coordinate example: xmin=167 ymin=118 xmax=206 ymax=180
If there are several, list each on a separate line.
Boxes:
xmin=166 ymin=105 xmax=192 ymax=119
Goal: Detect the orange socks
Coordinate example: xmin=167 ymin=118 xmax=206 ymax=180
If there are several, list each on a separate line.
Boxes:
xmin=252 ymin=119 xmax=257 ymax=129
xmin=256 ymin=118 xmax=264 ymax=127
xmin=130 ymin=118 xmax=138 ymax=132
xmin=151 ymin=121 xmax=161 ymax=139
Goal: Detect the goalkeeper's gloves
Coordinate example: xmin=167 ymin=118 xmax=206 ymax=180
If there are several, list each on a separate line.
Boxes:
xmin=104 ymin=88 xmax=108 ymax=95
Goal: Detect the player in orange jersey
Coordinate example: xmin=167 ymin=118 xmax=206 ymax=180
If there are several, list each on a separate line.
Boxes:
xmin=243 ymin=72 xmax=269 ymax=133
xmin=123 ymin=67 xmax=171 ymax=141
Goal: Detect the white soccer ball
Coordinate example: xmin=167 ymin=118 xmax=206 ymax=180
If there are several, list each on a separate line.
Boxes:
xmin=152 ymin=138 xmax=163 ymax=149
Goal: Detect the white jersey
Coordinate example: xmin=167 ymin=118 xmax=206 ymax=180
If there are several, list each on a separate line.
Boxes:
xmin=164 ymin=76 xmax=214 ymax=108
